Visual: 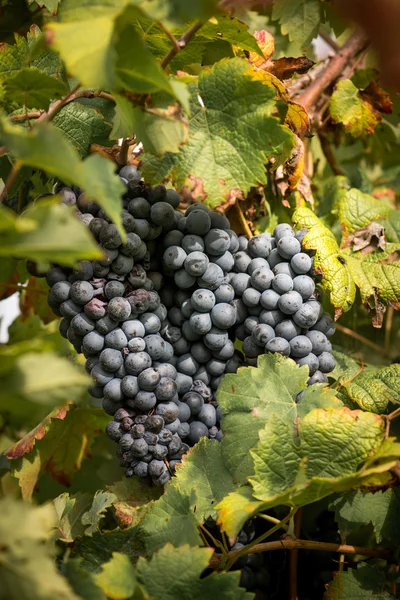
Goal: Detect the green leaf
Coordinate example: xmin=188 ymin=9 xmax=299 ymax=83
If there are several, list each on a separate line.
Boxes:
xmin=324 ymin=563 xmax=392 ymax=599
xmin=272 ymin=0 xmax=321 ymax=48
xmin=95 ymin=553 xmax=137 ymax=600
xmin=217 ymin=409 xmax=400 ymax=538
xmin=109 ymin=476 xmax=163 ymax=529
xmin=8 ymin=407 xmax=109 ymax=500
xmin=0 ymin=199 xmax=102 ymax=264
xmin=330 ymin=488 xmax=400 ymax=544
xmin=139 ymin=485 xmax=202 ymax=553
xmin=0 ymin=118 xmax=126 ymax=238
xmin=217 ymin=353 xmax=306 ymax=483
xmin=3 ymin=67 xmax=68 ymax=109
xmin=71 ymin=528 xmax=144 ymax=573
xmin=48 ymin=4 xmax=177 ymax=98
xmin=293 ymin=207 xmax=356 ymax=317
xmin=53 ymin=101 xmax=112 ymax=157
xmin=1 ymin=352 xmax=89 ymax=410
xmin=330 ymin=80 xmax=380 ymax=138
xmin=0 ymin=497 xmax=78 ymax=600
xmin=81 ymin=491 xmax=117 ymax=536
xmin=136 ymin=545 xmax=253 ymax=600
xmin=0 ymin=25 xmax=66 ymax=83
xmin=142 ymin=58 xmax=294 ymax=207
xmin=53 ymin=491 xmax=93 ymax=543
xmin=62 ymin=559 xmax=106 ymax=600
xmin=339 ymin=187 xmax=400 ymax=243
xmin=171 ymin=437 xmax=236 ymax=521
xmin=341 ymin=363 xmax=400 ymax=413
xmin=110 ymin=93 xmax=136 ymax=139
xmin=330 ymin=350 xmax=363 ymax=384
xmin=296 ymin=384 xmax=344 ymax=418
xmin=128 ymin=104 xmax=188 ymax=156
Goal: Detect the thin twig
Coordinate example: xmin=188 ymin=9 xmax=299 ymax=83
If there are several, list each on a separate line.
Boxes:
xmin=157 ymin=21 xmax=180 ymax=52
xmin=210 ymin=539 xmax=393 ymax=570
xmin=160 ymin=21 xmax=205 ymax=69
xmin=37 ymin=83 xmax=81 ymax=123
xmin=385 ymin=306 xmax=394 ymax=356
xmin=318 ymin=28 xmax=340 ymax=52
xmin=296 ymin=30 xmax=370 ymax=112
xmin=335 ymin=322 xmax=390 ymax=357
xmin=199 ymin=524 xmax=227 ymax=554
xmin=116 ymin=138 xmax=130 ymax=167
xmin=9 ymin=111 xmax=44 ymax=122
xmin=234 ymin=200 xmax=253 ymax=238
xmin=289 ymin=508 xmax=303 ymax=600
xmin=0 ymin=160 xmax=23 ymax=204
xmin=224 ymin=508 xmax=297 ymax=571
xmin=257 ymin=513 xmax=289 ymax=531
xmin=319 ymin=133 xmax=344 ymax=176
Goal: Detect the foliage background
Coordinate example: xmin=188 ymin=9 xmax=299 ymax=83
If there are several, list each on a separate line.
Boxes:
xmin=1 ymin=0 xmax=400 ymax=599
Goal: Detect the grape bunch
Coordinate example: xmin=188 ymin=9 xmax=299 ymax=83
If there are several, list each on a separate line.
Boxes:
xmin=28 ymin=163 xmax=336 ymax=486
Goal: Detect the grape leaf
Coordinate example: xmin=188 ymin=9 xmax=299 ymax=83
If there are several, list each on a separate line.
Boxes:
xmin=330 ymin=489 xmax=400 ymax=545
xmin=217 ymin=353 xmax=306 ymax=483
xmin=272 ymin=0 xmax=321 ymax=48
xmin=8 ymin=407 xmax=109 ymax=500
xmin=0 ymin=118 xmax=126 ymax=238
xmin=324 ymin=563 xmax=392 ymax=599
xmin=109 ymin=476 xmax=163 ymax=529
xmin=3 ymin=67 xmax=68 ymax=109
xmin=127 ymin=103 xmax=188 ymax=156
xmin=53 ymin=101 xmax=112 ymax=157
xmin=330 ymin=80 xmax=381 ymax=138
xmin=0 ymin=25 xmax=66 ymax=82
xmin=136 ymin=545 xmax=253 ymax=600
xmin=339 ymin=187 xmax=400 ymax=243
xmin=6 ymin=404 xmax=71 ymax=458
xmin=217 ymin=409 xmax=400 ymax=538
xmin=330 ymin=350 xmax=363 ymax=384
xmin=82 ymin=491 xmax=117 ymax=536
xmin=62 ymin=559 xmax=106 ymax=600
xmin=139 ymin=485 xmax=202 ymax=553
xmin=0 ymin=497 xmax=79 ymax=600
xmin=53 ymin=492 xmax=93 ymax=543
xmin=0 ymin=199 xmax=102 ymax=264
xmin=70 ymin=528 xmax=144 ymax=573
xmin=293 ymin=207 xmax=356 ymax=317
xmin=341 ymin=363 xmax=400 ymax=413
xmin=95 ymin=553 xmax=137 ymax=600
xmin=142 ymin=58 xmax=294 ymax=207
xmin=48 ymin=4 xmax=178 ymax=98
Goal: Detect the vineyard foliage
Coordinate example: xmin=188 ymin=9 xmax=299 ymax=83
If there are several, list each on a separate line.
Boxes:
xmin=1 ymin=1 xmax=400 ymax=599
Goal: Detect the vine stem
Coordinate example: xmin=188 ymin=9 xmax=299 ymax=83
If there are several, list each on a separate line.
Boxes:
xmin=289 ymin=508 xmax=303 ymax=600
xmin=210 ymin=539 xmax=393 ymax=570
xmin=335 ymin=322 xmax=390 ymax=357
xmin=160 ymin=21 xmax=205 ymax=69
xmin=257 ymin=513 xmax=289 ymax=531
xmin=296 ymin=29 xmax=369 ymax=112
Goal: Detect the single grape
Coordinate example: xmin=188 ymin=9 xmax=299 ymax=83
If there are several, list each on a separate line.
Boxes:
xmin=125 ymin=351 xmax=152 ymax=375
xmin=289 ymin=335 xmax=313 ymax=358
xmin=291 ymin=252 xmax=312 ymax=274
xmin=272 ymin=273 xmax=293 ymax=294
xmin=259 ymin=309 xmax=284 ymax=328
xmin=234 ymin=251 xmax=252 ymax=273
xmin=296 ymin=353 xmax=319 ymax=376
xmin=163 ymin=246 xmax=187 ymax=270
xmin=231 ymin=273 xmax=251 ymax=296
xmin=308 ymin=370 xmax=329 ymax=385
xmin=181 ymin=234 xmax=205 ymax=253
xmin=252 ymin=323 xmax=275 ymax=347
xmin=197 ymin=263 xmax=224 ymax=290
xmin=265 ymin=337 xmax=290 ymax=356
xmin=186 ymin=421 xmax=209 ymax=444
xmin=107 ymin=297 xmax=131 ymax=321
xmin=186 ymin=210 xmax=212 ymax=235
xmin=293 ymin=275 xmax=315 ymax=300
xmin=184 ymin=251 xmax=209 ymax=276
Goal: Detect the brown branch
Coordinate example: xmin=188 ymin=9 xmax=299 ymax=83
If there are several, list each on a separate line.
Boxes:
xmin=9 ymin=111 xmax=44 ymax=122
xmin=210 ymin=539 xmax=393 ymax=570
xmin=36 ymin=83 xmax=81 ymax=123
xmin=160 ymin=21 xmax=205 ymax=69
xmin=0 ymin=160 xmax=23 ymax=204
xmin=296 ymin=30 xmax=370 ymax=112
xmin=157 ymin=21 xmax=180 ymax=53
xmin=335 ymin=322 xmax=390 ymax=357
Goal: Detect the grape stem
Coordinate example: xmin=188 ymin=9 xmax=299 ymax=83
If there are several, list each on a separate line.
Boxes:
xmin=160 ymin=21 xmax=205 ymax=69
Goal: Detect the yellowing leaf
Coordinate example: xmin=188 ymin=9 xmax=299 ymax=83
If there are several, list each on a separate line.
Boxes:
xmin=330 ymin=79 xmax=381 ymax=138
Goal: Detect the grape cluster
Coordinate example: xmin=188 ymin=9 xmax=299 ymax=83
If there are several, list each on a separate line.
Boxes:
xmin=29 ymin=163 xmax=335 ymax=486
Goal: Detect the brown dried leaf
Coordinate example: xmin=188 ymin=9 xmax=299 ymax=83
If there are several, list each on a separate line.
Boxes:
xmin=267 ymin=56 xmax=315 ymax=81
xmin=347 ymin=222 xmax=386 ymax=254
xmin=360 ymin=80 xmax=393 ymax=114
